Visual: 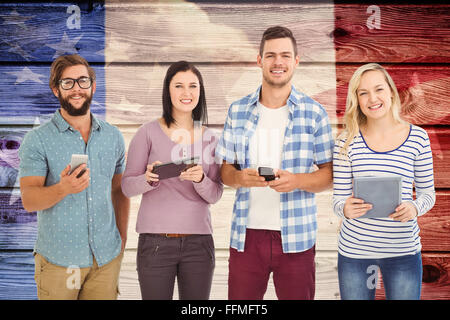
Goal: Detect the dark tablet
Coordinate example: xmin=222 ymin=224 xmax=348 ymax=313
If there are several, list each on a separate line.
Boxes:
xmin=152 ymin=157 xmax=199 ymax=180
xmin=354 ymin=176 xmax=402 ymax=219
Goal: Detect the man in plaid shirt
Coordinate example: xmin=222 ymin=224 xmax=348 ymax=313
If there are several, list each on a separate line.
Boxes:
xmin=215 ymin=26 xmax=333 ymax=300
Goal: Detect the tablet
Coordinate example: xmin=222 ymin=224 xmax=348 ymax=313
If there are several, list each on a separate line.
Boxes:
xmin=353 ymin=176 xmax=402 ymax=219
xmin=152 ymin=157 xmax=199 ymax=180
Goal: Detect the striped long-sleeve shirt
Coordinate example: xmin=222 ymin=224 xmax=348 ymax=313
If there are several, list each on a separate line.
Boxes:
xmin=332 ymin=124 xmax=435 ymax=259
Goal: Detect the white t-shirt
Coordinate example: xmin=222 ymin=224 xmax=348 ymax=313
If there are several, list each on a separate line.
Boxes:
xmin=247 ymin=101 xmax=289 ymax=230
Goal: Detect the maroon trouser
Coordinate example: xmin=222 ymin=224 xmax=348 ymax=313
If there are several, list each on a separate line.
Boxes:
xmin=228 ymin=229 xmax=315 ymax=300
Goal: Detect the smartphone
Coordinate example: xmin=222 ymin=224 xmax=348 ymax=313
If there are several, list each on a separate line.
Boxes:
xmin=258 ymin=166 xmax=276 ymax=181
xmin=69 ymin=154 xmax=88 ymax=178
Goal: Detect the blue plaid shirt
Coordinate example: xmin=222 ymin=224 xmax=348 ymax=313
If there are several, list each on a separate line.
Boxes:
xmin=215 ymin=86 xmax=333 ymax=253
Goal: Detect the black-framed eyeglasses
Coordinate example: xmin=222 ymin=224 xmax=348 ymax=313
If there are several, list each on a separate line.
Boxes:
xmin=59 ymin=77 xmax=92 ymax=90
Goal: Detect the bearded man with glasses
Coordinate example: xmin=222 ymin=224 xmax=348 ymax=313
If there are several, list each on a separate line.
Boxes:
xmin=18 ymin=54 xmax=130 ymax=300
xmin=57 ymin=76 xmax=93 ymax=116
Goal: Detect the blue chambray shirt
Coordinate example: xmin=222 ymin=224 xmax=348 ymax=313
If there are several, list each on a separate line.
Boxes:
xmin=215 ymin=86 xmax=334 ymax=253
xmin=19 ymin=110 xmax=126 ymax=267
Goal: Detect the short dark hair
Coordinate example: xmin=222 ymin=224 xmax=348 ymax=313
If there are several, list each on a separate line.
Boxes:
xmin=259 ymin=26 xmax=298 ymax=57
xmin=49 ymin=54 xmax=95 ymax=89
xmin=162 ymin=61 xmax=208 ymax=128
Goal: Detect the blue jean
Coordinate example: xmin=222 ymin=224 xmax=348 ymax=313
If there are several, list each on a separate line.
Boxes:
xmin=338 ymin=252 xmax=422 ymax=300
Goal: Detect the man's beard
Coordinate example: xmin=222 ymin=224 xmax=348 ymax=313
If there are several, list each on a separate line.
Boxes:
xmin=58 ymin=91 xmax=92 ymax=116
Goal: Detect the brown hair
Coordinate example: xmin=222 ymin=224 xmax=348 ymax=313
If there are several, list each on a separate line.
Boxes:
xmin=49 ymin=54 xmax=96 ymax=89
xmin=162 ymin=61 xmax=208 ymax=128
xmin=259 ymin=26 xmax=298 ymax=57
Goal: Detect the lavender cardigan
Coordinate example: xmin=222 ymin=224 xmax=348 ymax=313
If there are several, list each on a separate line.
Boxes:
xmin=121 ymin=120 xmax=223 ymax=234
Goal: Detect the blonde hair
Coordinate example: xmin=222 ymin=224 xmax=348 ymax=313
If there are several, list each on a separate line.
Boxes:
xmin=340 ymin=63 xmax=405 ymax=155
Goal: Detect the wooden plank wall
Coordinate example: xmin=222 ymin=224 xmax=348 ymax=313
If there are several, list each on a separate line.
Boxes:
xmin=0 ymin=0 xmax=449 ymax=300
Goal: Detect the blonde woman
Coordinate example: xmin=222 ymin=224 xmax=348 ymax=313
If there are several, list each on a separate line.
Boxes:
xmin=332 ymin=63 xmax=435 ymax=300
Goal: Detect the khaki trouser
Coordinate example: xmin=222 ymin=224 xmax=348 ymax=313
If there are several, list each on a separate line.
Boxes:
xmin=34 ymin=251 xmax=123 ymax=300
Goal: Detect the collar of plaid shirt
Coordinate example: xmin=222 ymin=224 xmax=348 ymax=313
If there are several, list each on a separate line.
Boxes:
xmin=245 ymin=84 xmax=299 ymax=122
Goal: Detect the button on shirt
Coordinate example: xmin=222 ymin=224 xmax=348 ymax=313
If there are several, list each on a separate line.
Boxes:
xmin=215 ymin=86 xmax=334 ymax=253
xmin=18 ymin=110 xmax=126 ymax=267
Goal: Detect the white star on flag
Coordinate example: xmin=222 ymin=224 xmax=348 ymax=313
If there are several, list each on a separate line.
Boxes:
xmin=0 ymin=9 xmax=34 ymax=29
xmin=5 ymin=40 xmax=35 ymax=61
xmin=109 ymin=96 xmax=144 ymax=114
xmin=107 ymin=96 xmax=146 ymax=124
xmin=5 ymin=67 xmax=45 ymax=85
xmin=46 ymin=31 xmax=82 ymax=58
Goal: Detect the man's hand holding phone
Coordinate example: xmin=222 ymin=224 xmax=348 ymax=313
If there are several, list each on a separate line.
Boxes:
xmin=59 ymin=163 xmax=90 ymax=196
xmin=258 ymin=167 xmax=276 ymax=181
xmin=236 ymin=168 xmax=268 ymax=188
xmin=268 ymin=169 xmax=299 ymax=193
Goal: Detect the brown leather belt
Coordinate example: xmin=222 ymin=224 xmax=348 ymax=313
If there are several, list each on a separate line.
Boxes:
xmin=159 ymin=233 xmax=192 ymax=238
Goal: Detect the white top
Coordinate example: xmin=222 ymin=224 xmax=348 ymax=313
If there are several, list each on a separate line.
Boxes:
xmin=332 ymin=125 xmax=436 ymax=259
xmin=247 ymin=102 xmax=289 ymax=230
